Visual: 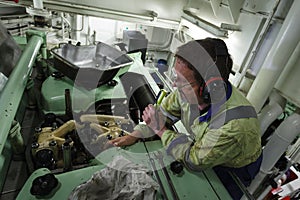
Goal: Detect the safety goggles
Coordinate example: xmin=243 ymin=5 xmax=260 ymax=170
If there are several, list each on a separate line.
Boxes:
xmin=171 ymin=68 xmax=197 ymax=91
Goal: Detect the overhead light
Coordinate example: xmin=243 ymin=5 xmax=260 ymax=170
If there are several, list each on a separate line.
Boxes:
xmin=179 ymin=18 xmax=215 ymax=39
xmin=182 ymin=8 xmax=228 ymax=38
xmin=220 ymin=23 xmax=241 ymax=31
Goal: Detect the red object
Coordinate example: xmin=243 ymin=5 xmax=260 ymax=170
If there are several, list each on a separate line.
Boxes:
xmin=7 ymin=0 xmax=19 ymax=3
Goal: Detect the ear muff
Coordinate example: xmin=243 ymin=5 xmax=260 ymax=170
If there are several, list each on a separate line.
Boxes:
xmin=209 ymin=38 xmax=231 ymax=80
xmin=200 ymin=77 xmax=226 ymax=104
xmin=198 ymin=38 xmax=229 ymax=104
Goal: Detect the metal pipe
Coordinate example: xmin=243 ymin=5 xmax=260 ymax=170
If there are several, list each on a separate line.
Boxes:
xmin=258 ymin=102 xmax=283 ymax=136
xmin=181 ymin=14 xmax=228 ymax=38
xmin=261 ymin=113 xmax=300 ymax=173
xmin=246 ymin=112 xmax=300 ymax=198
xmin=72 ymin=14 xmax=85 ymax=32
xmin=65 ymin=89 xmax=73 ymax=120
xmin=46 ymin=0 xmax=151 ymax=20
xmin=61 ymin=12 xmax=64 ymax=40
xmin=236 ymin=0 xmax=281 ymax=87
xmin=0 ymin=32 xmax=44 ymax=156
xmin=258 ymin=91 xmax=286 ymax=135
xmin=62 ymin=142 xmax=72 ymax=171
xmin=247 ymin=0 xmax=300 ymax=112
xmin=0 ymin=0 xmax=179 ymax=29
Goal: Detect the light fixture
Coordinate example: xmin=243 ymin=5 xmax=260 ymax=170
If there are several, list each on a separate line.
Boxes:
xmin=182 ymin=8 xmax=228 ymax=38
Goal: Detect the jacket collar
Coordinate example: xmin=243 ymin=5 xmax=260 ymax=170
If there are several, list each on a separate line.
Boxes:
xmin=199 ymin=82 xmax=232 ymax=122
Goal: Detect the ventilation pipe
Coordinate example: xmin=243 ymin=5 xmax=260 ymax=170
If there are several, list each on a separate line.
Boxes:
xmin=246 ymin=0 xmax=300 ymax=112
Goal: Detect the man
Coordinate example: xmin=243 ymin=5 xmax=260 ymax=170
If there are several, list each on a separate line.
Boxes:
xmin=109 ymin=38 xmax=262 ymax=199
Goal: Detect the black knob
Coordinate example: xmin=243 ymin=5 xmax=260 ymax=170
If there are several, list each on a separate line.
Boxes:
xmin=51 ymin=71 xmax=64 ymax=79
xmin=31 ymin=142 xmax=39 ymax=149
xmin=107 ymin=80 xmax=118 ymax=87
xmin=35 ymin=127 xmax=42 ymax=133
xmin=119 ymin=130 xmax=125 ymax=137
xmin=106 ymin=134 xmax=113 ymax=140
xmin=30 ymin=173 xmax=58 ymax=196
xmin=104 ymin=121 xmax=109 ymax=126
xmin=170 ymin=161 xmax=184 ymax=174
xmin=49 ymin=140 xmax=57 ymax=147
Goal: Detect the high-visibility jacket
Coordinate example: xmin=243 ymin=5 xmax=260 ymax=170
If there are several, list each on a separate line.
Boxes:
xmin=134 ymin=83 xmax=262 ymax=170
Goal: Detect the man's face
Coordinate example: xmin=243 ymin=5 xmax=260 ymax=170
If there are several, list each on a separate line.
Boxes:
xmin=172 ymin=57 xmax=203 ymax=105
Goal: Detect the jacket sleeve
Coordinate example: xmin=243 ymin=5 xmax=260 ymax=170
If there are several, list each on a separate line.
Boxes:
xmin=160 ymin=89 xmax=182 ymax=120
xmin=162 ymin=121 xmax=242 ymax=171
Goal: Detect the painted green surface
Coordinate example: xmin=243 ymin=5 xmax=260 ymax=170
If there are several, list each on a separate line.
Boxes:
xmin=0 ymin=142 xmax=12 ymax=194
xmin=17 ymin=141 xmax=232 ymax=200
xmin=41 ymin=75 xmax=128 ymax=114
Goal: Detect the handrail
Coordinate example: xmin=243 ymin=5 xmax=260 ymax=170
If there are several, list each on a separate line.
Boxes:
xmin=0 ymin=30 xmax=45 ymax=160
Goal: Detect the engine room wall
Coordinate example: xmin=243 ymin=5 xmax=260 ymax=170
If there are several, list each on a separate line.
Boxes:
xmin=70 ymin=16 xmax=173 ymax=65
xmin=224 ymin=12 xmax=264 ymax=73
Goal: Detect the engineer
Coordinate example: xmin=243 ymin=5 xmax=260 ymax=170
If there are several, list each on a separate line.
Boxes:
xmin=109 ymin=38 xmax=262 ymax=200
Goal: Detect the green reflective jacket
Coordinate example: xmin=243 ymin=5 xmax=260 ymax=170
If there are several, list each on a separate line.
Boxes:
xmin=134 ymin=84 xmax=262 ymax=170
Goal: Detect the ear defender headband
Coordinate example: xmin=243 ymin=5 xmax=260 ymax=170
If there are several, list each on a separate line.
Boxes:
xmin=200 ymin=76 xmax=227 ymax=104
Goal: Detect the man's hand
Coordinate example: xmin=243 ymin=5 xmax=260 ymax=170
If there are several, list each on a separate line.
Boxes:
xmin=142 ymin=104 xmax=167 ymax=137
xmin=108 ymin=130 xmax=141 ymax=147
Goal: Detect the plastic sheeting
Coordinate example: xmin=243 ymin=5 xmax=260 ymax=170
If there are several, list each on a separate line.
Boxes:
xmin=69 ymin=155 xmax=159 ymax=200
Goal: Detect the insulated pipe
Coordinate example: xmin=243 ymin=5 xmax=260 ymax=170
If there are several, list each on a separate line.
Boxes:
xmin=246 ymin=112 xmax=300 ymax=198
xmin=258 ymin=90 xmax=286 ymax=135
xmin=246 ymin=0 xmax=300 ymax=112
xmin=0 ymin=31 xmax=45 ymax=156
xmin=261 ymin=113 xmax=300 ymax=173
xmin=268 ymin=90 xmax=287 ymax=109
xmin=258 ymin=102 xmax=283 ymax=136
